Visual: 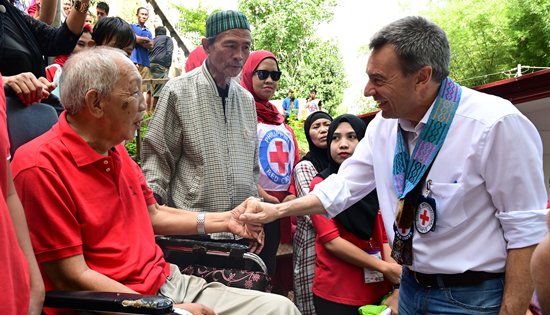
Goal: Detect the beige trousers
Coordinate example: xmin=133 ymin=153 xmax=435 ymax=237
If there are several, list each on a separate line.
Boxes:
xmin=158 ymin=264 xmax=301 ymax=315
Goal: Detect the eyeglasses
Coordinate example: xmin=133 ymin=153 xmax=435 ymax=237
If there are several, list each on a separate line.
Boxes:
xmin=254 ymin=70 xmax=282 ymax=81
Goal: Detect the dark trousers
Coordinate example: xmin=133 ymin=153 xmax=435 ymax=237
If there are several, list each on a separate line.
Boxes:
xmin=313 ymin=293 xmax=360 ymax=315
xmin=258 ymin=219 xmax=280 ymax=276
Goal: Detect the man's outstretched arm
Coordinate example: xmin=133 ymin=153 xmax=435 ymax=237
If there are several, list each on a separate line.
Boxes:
xmin=239 ymin=194 xmax=326 ymax=224
xmin=148 ymin=203 xmax=264 ymax=249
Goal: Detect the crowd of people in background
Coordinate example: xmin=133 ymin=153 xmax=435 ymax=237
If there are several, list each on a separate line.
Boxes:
xmin=1 ymin=1 xmax=549 ymax=315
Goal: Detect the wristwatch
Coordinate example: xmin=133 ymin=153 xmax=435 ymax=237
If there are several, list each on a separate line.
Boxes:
xmin=196 ymin=212 xmax=206 ymax=235
xmin=73 ymin=0 xmax=90 ymax=14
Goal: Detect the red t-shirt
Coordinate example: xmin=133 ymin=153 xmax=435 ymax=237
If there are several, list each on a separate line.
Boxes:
xmin=310 ymin=176 xmax=391 ymax=306
xmin=12 ymin=113 xmax=170 ymax=313
xmin=0 ymin=74 xmax=31 ymax=314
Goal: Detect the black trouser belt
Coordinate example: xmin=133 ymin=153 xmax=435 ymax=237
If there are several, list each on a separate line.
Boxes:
xmin=407 ymin=268 xmax=504 ymax=288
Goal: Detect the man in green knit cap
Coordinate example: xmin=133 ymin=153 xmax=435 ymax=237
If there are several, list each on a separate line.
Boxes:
xmin=142 ymin=10 xmax=260 ymax=242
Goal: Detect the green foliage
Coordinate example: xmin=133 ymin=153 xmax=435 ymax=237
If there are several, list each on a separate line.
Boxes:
xmin=506 ymin=0 xmax=550 ymax=69
xmin=118 ymin=0 xmax=142 ymax=26
xmin=173 ymin=1 xmax=220 ymax=45
xmin=286 ymin=113 xmax=308 ymax=157
xmin=238 ymin=0 xmax=347 ymax=115
xmin=299 ymin=38 xmax=348 ymax=116
xmin=424 ymin=0 xmax=550 ymax=87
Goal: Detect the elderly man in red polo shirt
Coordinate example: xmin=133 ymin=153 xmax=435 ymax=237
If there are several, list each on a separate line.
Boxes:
xmin=11 ymin=47 xmax=299 ymax=315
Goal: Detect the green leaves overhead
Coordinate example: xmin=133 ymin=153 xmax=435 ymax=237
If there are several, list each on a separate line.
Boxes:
xmin=424 ymin=0 xmax=550 ymax=87
xmin=238 ymin=0 xmax=347 ymax=116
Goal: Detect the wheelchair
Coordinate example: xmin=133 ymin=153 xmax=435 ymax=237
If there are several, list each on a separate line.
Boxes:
xmin=43 ymin=236 xmax=270 ymax=314
xmin=5 ymin=88 xmax=272 ymax=314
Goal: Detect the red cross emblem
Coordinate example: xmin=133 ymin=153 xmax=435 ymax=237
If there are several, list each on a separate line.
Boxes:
xmin=394 ymin=223 xmax=413 ymax=240
xmin=415 ymin=201 xmax=436 ymax=234
xmin=269 ymin=141 xmax=289 ymax=173
xmin=420 ymin=210 xmax=430 ymax=225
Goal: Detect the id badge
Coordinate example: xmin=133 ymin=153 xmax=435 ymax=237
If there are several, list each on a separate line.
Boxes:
xmin=363 ymin=250 xmax=384 ymax=283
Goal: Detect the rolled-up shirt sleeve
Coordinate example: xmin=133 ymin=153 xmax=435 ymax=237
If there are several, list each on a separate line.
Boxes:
xmin=497 ymin=209 xmax=548 ymax=249
xmin=482 ymin=113 xmax=548 ymax=249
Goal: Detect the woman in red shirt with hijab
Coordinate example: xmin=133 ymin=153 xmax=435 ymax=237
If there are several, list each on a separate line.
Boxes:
xmin=310 ymin=114 xmax=401 ymax=315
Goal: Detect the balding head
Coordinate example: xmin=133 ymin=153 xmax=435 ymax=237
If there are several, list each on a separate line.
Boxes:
xmin=60 ymin=47 xmax=135 ymax=115
xmin=60 ymin=46 xmax=145 ymax=153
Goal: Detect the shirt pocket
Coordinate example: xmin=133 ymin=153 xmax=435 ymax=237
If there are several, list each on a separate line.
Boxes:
xmin=428 ymin=181 xmax=468 ymax=230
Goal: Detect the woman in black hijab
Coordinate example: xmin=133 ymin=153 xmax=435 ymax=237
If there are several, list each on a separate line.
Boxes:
xmin=292 ymin=110 xmax=332 ymax=315
xmin=309 ymin=114 xmax=401 ymax=315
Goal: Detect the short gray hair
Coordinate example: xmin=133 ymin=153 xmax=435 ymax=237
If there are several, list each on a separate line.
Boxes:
xmin=369 ymin=16 xmax=450 ymax=83
xmin=60 ymin=47 xmax=127 ymax=114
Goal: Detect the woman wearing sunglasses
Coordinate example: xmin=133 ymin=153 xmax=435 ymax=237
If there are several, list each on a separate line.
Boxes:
xmin=240 ymin=50 xmax=300 ymax=279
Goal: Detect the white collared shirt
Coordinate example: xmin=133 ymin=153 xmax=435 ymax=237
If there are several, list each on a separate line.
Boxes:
xmin=311 ymin=86 xmax=548 ymax=274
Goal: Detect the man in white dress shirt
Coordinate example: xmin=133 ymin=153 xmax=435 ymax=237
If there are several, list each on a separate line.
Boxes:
xmin=239 ymin=16 xmax=548 ymax=315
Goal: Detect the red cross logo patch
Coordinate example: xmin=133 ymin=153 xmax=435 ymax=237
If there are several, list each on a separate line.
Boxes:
xmin=415 ymin=201 xmax=436 ymax=234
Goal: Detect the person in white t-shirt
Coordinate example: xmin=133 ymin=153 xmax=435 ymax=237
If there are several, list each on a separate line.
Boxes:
xmin=305 ymin=89 xmax=321 ymax=114
xmin=238 ymin=16 xmax=548 ymax=315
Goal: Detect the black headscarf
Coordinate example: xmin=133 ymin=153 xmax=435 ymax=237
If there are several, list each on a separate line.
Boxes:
xmin=318 ymin=114 xmax=380 ymax=240
xmin=300 ymin=111 xmax=333 ymax=172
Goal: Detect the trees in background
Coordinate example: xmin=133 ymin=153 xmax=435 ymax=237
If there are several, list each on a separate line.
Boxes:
xmin=173 ymin=2 xmax=219 ymax=46
xmin=238 ymin=0 xmax=347 ymax=116
xmin=424 ymin=0 xmax=550 ymax=87
xmin=144 ymin=0 xmax=347 ymax=116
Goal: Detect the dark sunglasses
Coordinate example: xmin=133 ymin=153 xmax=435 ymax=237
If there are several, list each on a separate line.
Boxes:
xmin=254 ymin=70 xmax=282 ymax=81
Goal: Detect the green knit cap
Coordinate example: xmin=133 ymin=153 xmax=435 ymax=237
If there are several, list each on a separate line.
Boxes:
xmin=206 ymin=10 xmax=251 ymax=38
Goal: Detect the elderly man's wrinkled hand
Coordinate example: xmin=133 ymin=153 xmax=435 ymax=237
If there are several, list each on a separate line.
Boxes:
xmin=238 ymin=196 xmax=279 ymax=224
xmin=4 ymin=73 xmax=56 ymax=106
xmin=247 ymin=230 xmax=265 ymax=254
xmin=228 ymin=203 xmax=263 ymax=244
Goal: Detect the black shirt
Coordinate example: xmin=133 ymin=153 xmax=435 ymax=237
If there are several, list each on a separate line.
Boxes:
xmin=0 ymin=0 xmax=79 ymax=77
xmin=149 ymin=35 xmax=173 ymax=68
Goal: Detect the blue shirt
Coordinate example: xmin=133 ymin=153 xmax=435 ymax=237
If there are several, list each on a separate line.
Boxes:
xmin=282 ymin=97 xmax=299 ymax=117
xmin=130 ymin=23 xmax=152 ymax=67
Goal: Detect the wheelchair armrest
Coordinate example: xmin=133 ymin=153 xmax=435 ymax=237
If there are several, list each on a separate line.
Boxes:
xmin=156 ymin=235 xmax=249 ymax=259
xmin=44 ymin=291 xmax=174 ymax=314
xmin=156 ymin=235 xmax=268 ymax=274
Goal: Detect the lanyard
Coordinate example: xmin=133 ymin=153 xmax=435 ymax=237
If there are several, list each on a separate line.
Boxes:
xmin=392 ymin=78 xmax=462 ymax=228
xmin=393 ymin=78 xmax=462 ymax=199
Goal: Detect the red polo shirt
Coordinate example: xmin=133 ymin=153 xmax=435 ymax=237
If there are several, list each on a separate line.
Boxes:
xmin=12 ymin=112 xmax=170 ymax=299
xmin=0 ymin=75 xmax=30 ymax=314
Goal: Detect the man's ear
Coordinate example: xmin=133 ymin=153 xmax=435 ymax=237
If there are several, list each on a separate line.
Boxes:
xmin=415 ymin=65 xmax=433 ymax=90
xmin=201 ymin=38 xmax=210 ymax=54
xmin=84 ymin=89 xmax=104 ymax=118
